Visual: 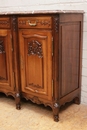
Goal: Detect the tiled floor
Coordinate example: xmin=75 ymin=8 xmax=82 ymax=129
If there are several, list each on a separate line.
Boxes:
xmin=0 ymin=94 xmax=87 ymax=130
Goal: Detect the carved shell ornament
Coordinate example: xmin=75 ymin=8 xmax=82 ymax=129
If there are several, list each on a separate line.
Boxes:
xmin=28 ymin=40 xmax=43 ymax=58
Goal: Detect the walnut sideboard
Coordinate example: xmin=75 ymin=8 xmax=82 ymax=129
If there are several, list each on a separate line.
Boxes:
xmin=0 ymin=10 xmax=83 ymax=122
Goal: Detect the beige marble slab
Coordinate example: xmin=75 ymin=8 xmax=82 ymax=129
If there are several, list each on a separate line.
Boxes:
xmin=0 ymin=10 xmax=84 ymax=15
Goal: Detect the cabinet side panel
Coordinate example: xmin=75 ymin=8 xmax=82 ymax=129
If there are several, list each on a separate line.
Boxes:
xmin=60 ymin=22 xmax=80 ymax=97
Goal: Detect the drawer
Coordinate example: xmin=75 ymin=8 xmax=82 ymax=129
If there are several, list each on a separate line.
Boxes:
xmin=18 ymin=17 xmax=52 ymax=29
xmin=0 ymin=17 xmax=10 ymax=29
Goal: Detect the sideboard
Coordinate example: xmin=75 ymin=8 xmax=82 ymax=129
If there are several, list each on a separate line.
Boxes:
xmin=0 ymin=10 xmax=83 ymax=121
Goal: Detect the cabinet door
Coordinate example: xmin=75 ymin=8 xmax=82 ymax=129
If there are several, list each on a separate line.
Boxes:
xmin=19 ymin=30 xmax=52 ymax=101
xmin=0 ymin=30 xmax=14 ymax=91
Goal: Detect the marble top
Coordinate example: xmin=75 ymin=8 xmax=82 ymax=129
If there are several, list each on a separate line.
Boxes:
xmin=0 ymin=10 xmax=84 ymax=15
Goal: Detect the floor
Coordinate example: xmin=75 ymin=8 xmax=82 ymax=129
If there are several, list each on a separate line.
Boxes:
xmin=0 ymin=94 xmax=87 ymax=130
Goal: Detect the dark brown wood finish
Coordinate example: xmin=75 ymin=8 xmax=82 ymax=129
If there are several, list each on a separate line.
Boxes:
xmin=11 ymin=16 xmax=21 ymax=109
xmin=0 ymin=12 xmax=83 ymax=122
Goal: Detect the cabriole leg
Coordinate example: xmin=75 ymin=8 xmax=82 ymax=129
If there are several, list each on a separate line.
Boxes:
xmin=15 ymin=93 xmax=21 ymax=110
xmin=53 ymin=102 xmax=59 ymax=122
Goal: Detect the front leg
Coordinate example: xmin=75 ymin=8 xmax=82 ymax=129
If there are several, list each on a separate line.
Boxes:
xmin=73 ymin=96 xmax=80 ymax=105
xmin=15 ymin=93 xmax=21 ymax=110
xmin=52 ymin=102 xmax=59 ymax=122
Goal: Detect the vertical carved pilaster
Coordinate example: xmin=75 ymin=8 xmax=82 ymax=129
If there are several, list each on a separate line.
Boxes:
xmin=53 ymin=17 xmax=59 ymax=33
xmin=12 ymin=16 xmax=17 ymax=31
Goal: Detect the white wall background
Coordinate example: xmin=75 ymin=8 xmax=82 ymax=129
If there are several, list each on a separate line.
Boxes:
xmin=0 ymin=0 xmax=87 ymax=105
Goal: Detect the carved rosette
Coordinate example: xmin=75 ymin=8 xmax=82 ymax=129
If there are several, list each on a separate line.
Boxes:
xmin=28 ymin=40 xmax=43 ymax=58
xmin=15 ymin=93 xmax=20 ymax=98
xmin=40 ymin=20 xmax=51 ymax=27
xmin=0 ymin=40 xmax=5 ymax=53
xmin=54 ymin=102 xmax=59 ymax=108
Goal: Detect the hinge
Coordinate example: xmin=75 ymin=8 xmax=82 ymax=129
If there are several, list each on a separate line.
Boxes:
xmin=10 ymin=34 xmax=13 ymax=52
xmin=52 ymin=37 xmax=53 ymax=56
xmin=52 ymin=79 xmax=54 ymax=97
xmin=13 ymin=72 xmax=16 ymax=89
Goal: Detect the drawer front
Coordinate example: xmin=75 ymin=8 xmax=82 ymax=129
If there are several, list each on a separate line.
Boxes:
xmin=0 ymin=18 xmax=10 ymax=28
xmin=18 ymin=17 xmax=52 ymax=29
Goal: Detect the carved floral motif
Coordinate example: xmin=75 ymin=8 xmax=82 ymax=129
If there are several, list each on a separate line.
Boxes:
xmin=0 ymin=20 xmax=10 ymax=26
xmin=39 ymin=20 xmax=51 ymax=27
xmin=29 ymin=83 xmax=41 ymax=88
xmin=18 ymin=20 xmax=26 ymax=25
xmin=18 ymin=19 xmax=51 ymax=27
xmin=28 ymin=40 xmax=43 ymax=58
xmin=0 ymin=40 xmax=5 ymax=53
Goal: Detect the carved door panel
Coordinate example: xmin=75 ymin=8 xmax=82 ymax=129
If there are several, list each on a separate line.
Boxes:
xmin=0 ymin=30 xmax=14 ymax=91
xmin=19 ymin=30 xmax=52 ymax=101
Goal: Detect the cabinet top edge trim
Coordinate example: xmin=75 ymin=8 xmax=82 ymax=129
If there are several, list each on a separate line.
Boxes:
xmin=0 ymin=10 xmax=84 ymax=15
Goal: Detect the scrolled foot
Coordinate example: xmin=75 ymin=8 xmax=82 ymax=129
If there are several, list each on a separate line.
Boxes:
xmin=73 ymin=97 xmax=80 ymax=105
xmin=54 ymin=115 xmax=59 ymax=122
xmin=16 ymin=104 xmax=21 ymax=110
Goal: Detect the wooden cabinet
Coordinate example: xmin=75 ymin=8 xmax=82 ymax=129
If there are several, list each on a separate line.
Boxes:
xmin=0 ymin=11 xmax=83 ymax=122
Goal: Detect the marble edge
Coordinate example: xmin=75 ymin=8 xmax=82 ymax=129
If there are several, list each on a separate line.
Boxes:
xmin=0 ymin=10 xmax=84 ymax=15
